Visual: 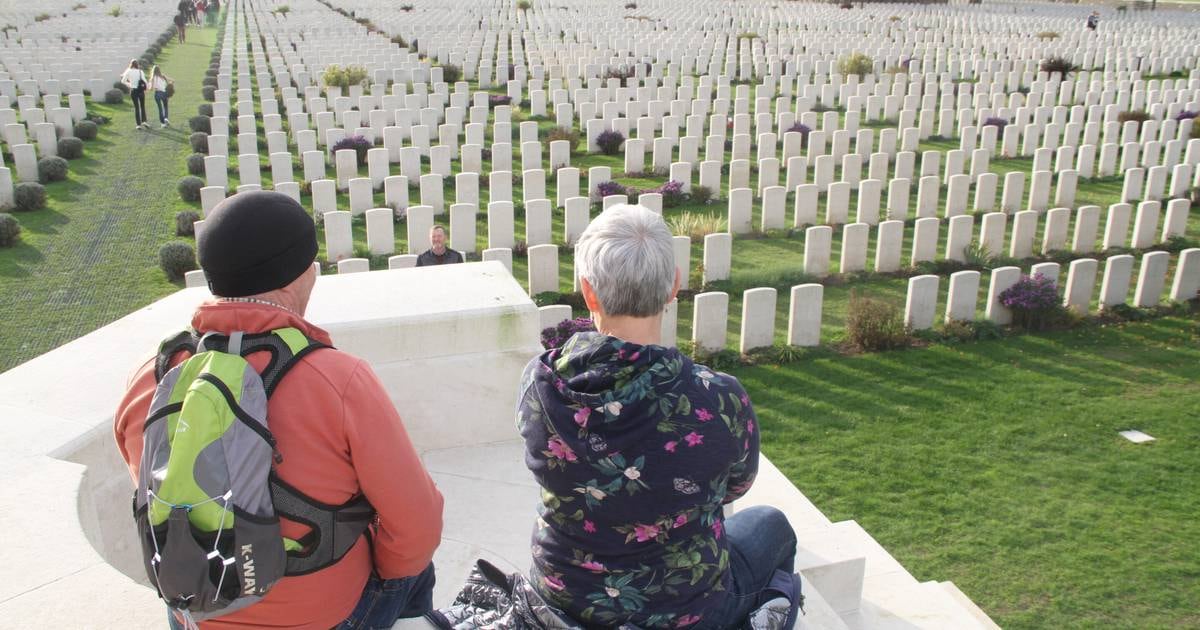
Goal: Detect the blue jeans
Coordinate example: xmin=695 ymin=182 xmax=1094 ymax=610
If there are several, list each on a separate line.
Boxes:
xmin=167 ymin=563 xmax=436 ymax=630
xmin=154 ymin=91 xmax=169 ymax=123
xmin=696 ymin=506 xmax=797 ymax=630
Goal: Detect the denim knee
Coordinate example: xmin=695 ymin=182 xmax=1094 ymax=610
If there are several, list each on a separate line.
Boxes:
xmin=743 ymin=505 xmax=797 ymax=552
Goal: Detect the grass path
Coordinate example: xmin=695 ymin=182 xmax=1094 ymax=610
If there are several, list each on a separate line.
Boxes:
xmin=733 ymin=315 xmax=1200 ymax=629
xmin=0 ymin=26 xmax=217 ymax=373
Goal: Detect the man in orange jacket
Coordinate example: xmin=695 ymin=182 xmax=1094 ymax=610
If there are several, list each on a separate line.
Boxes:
xmin=115 ymin=190 xmax=444 ymax=630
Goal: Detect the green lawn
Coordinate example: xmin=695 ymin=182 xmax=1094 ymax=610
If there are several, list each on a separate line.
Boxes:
xmin=0 ymin=25 xmax=219 ymax=372
xmin=732 ymin=314 xmax=1200 ymax=629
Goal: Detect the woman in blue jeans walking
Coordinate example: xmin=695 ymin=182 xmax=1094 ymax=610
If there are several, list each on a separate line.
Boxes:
xmin=150 ymin=66 xmax=173 ymax=128
xmin=518 ymin=204 xmax=800 ymax=629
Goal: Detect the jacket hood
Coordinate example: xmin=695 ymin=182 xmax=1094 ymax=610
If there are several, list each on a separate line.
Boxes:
xmin=191 ymin=299 xmax=334 ymax=346
xmin=528 ymin=332 xmax=689 ymax=460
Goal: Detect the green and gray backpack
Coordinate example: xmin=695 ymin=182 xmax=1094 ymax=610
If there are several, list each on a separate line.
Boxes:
xmin=134 ymin=328 xmax=375 ymax=621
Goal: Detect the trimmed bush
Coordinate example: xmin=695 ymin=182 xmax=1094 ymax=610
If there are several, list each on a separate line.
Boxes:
xmin=202 ymin=85 xmax=216 ymax=101
xmin=999 ymin=273 xmax=1062 ymax=330
xmin=13 ymin=183 xmax=47 ymax=212
xmin=597 ymin=180 xmax=627 ymax=198
xmin=178 ymin=176 xmax=204 ymax=202
xmin=541 ymin=317 xmax=595 ymax=350
xmin=189 ymin=115 xmax=212 ymax=134
xmin=1036 ymin=31 xmax=1060 ymax=40
xmin=332 ymin=134 xmax=373 ymax=167
xmin=659 ymin=180 xmax=686 ymax=208
xmin=57 ymin=137 xmax=84 ymax=159
xmin=390 ymin=34 xmax=407 ymax=47
xmin=787 ymin=122 xmax=812 ymax=147
xmin=75 ymin=119 xmax=98 ymax=140
xmin=547 ymin=126 xmax=581 ymax=154
xmin=1040 ymin=56 xmax=1079 ymax=77
xmin=596 ymin=129 xmax=625 ymax=155
xmin=1117 ymin=110 xmax=1151 ymax=129
xmin=190 ymin=132 xmax=210 ymax=154
xmin=517 ymin=0 xmax=532 ymax=10
xmin=175 ymin=211 xmax=201 ymax=237
xmin=690 ymin=185 xmax=714 ymax=205
xmin=983 ymin=116 xmax=1008 ymax=131
xmin=440 ymin=64 xmax=462 ymax=84
xmin=0 ymin=213 xmax=21 ymax=247
xmin=846 ymin=291 xmax=909 ymax=352
xmin=186 ymin=153 xmax=207 ymax=175
xmin=38 ymin=156 xmax=69 ymax=183
xmin=159 ymin=241 xmax=197 ymax=282
xmin=104 ymin=88 xmax=124 ymax=104
xmin=197 ymin=103 xmax=214 ymax=118
xmin=837 ymin=52 xmax=874 ymax=77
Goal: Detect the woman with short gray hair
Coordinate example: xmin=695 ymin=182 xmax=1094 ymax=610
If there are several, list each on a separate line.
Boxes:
xmin=517 ymin=204 xmax=801 ymax=629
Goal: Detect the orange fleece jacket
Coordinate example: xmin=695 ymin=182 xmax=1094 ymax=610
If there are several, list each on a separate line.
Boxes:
xmin=114 ymin=301 xmax=444 ymax=629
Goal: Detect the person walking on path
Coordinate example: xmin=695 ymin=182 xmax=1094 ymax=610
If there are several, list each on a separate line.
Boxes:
xmin=174 ymin=10 xmax=187 ymax=43
xmin=150 ymin=66 xmax=173 ymax=128
xmin=1086 ymin=11 xmax=1099 ymax=31
xmin=120 ymin=60 xmax=149 ymax=130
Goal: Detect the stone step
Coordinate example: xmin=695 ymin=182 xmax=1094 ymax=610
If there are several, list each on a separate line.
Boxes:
xmin=728 ymin=456 xmax=833 ymax=532
xmin=937 ymin=581 xmax=1001 ymax=630
xmin=793 ymin=519 xmax=920 ymax=615
xmin=839 ymin=572 xmax=995 ymax=630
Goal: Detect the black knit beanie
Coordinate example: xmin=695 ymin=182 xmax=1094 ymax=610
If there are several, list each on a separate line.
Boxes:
xmin=197 ymin=190 xmax=318 ymax=297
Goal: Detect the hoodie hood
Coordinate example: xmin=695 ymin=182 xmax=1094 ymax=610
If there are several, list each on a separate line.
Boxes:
xmin=528 ymin=332 xmax=689 ymax=459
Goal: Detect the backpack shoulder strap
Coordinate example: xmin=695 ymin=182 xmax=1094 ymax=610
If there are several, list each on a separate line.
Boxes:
xmin=179 ymin=327 xmax=330 ymax=398
xmin=154 ymin=329 xmax=200 ymax=382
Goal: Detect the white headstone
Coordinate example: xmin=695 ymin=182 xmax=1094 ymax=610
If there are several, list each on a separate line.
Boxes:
xmin=693 ymin=291 xmax=730 ymax=353
xmin=905 ymin=275 xmax=940 ymax=330
xmin=740 ymin=288 xmax=778 ymax=353
xmin=787 ymin=284 xmax=823 ymax=347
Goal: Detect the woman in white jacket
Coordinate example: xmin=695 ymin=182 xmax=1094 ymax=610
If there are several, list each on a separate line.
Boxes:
xmin=150 ymin=66 xmax=173 ymax=128
xmin=120 ymin=60 xmax=149 ymax=129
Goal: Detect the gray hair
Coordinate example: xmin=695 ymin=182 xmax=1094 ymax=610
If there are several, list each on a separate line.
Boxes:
xmin=574 ymin=204 xmax=675 ymax=317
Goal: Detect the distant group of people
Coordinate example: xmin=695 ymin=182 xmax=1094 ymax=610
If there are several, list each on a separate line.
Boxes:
xmin=174 ymin=0 xmax=219 ymax=42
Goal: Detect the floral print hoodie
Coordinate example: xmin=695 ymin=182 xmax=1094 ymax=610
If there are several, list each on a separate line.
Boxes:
xmin=518 ymin=332 xmax=759 ymax=628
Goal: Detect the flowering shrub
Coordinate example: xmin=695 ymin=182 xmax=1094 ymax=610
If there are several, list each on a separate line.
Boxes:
xmin=1174 ymin=110 xmax=1197 ymax=122
xmin=659 ymin=180 xmax=685 ymax=208
xmin=597 ymin=180 xmax=628 ymax=198
xmin=488 ymin=94 xmax=512 ymax=107
xmin=332 ymin=134 xmax=372 ymax=167
xmin=983 ymin=116 xmax=1008 ymax=131
xmin=998 ymin=273 xmax=1061 ymax=330
xmin=596 ymin=129 xmax=625 ymax=155
xmin=541 ymin=317 xmax=596 ymax=349
xmin=787 ymin=122 xmax=812 ymax=147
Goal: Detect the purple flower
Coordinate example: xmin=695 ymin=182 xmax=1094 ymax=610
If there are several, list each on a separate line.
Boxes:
xmin=541 ymin=317 xmax=596 ymax=349
xmin=787 ymin=122 xmax=812 ymax=136
xmin=488 ymin=94 xmax=512 ymax=107
xmin=596 ymin=129 xmax=625 ymax=155
xmin=983 ymin=116 xmax=1008 ymax=130
xmin=597 ymin=180 xmax=628 ymax=198
xmin=1175 ymin=110 xmax=1198 ymax=122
